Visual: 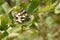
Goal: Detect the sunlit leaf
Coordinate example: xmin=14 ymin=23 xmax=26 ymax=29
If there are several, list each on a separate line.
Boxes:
xmin=55 ymin=3 xmax=60 ymax=14
xmin=1 ymin=2 xmax=10 ymax=13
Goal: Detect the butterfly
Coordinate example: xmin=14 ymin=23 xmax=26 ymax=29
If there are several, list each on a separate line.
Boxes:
xmin=11 ymin=8 xmax=30 ymax=24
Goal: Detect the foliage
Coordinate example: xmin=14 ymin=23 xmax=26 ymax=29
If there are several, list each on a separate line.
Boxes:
xmin=0 ymin=0 xmax=60 ymax=40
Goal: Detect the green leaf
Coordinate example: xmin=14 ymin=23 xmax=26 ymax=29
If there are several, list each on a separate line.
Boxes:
xmin=1 ymin=15 xmax=8 ymax=25
xmin=55 ymin=3 xmax=60 ymax=14
xmin=0 ymin=0 xmax=4 ymax=5
xmin=12 ymin=0 xmax=20 ymax=5
xmin=7 ymin=5 xmax=20 ymax=14
xmin=52 ymin=0 xmax=57 ymax=3
xmin=2 ymin=31 xmax=8 ymax=37
xmin=46 ymin=16 xmax=54 ymax=29
xmin=0 ymin=6 xmax=5 ymax=14
xmin=15 ymin=0 xmax=20 ymax=5
xmin=27 ymin=0 xmax=40 ymax=14
xmin=38 ymin=1 xmax=58 ymax=13
xmin=20 ymin=3 xmax=28 ymax=10
xmin=0 ymin=15 xmax=8 ymax=30
xmin=44 ymin=0 xmax=52 ymax=5
xmin=47 ymin=32 xmax=54 ymax=40
xmin=1 ymin=2 xmax=10 ymax=13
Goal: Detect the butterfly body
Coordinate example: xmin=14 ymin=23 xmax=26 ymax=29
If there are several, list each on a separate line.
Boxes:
xmin=11 ymin=8 xmax=30 ymax=24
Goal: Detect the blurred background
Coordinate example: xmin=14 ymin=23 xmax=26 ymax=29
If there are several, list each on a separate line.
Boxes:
xmin=0 ymin=0 xmax=60 ymax=40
